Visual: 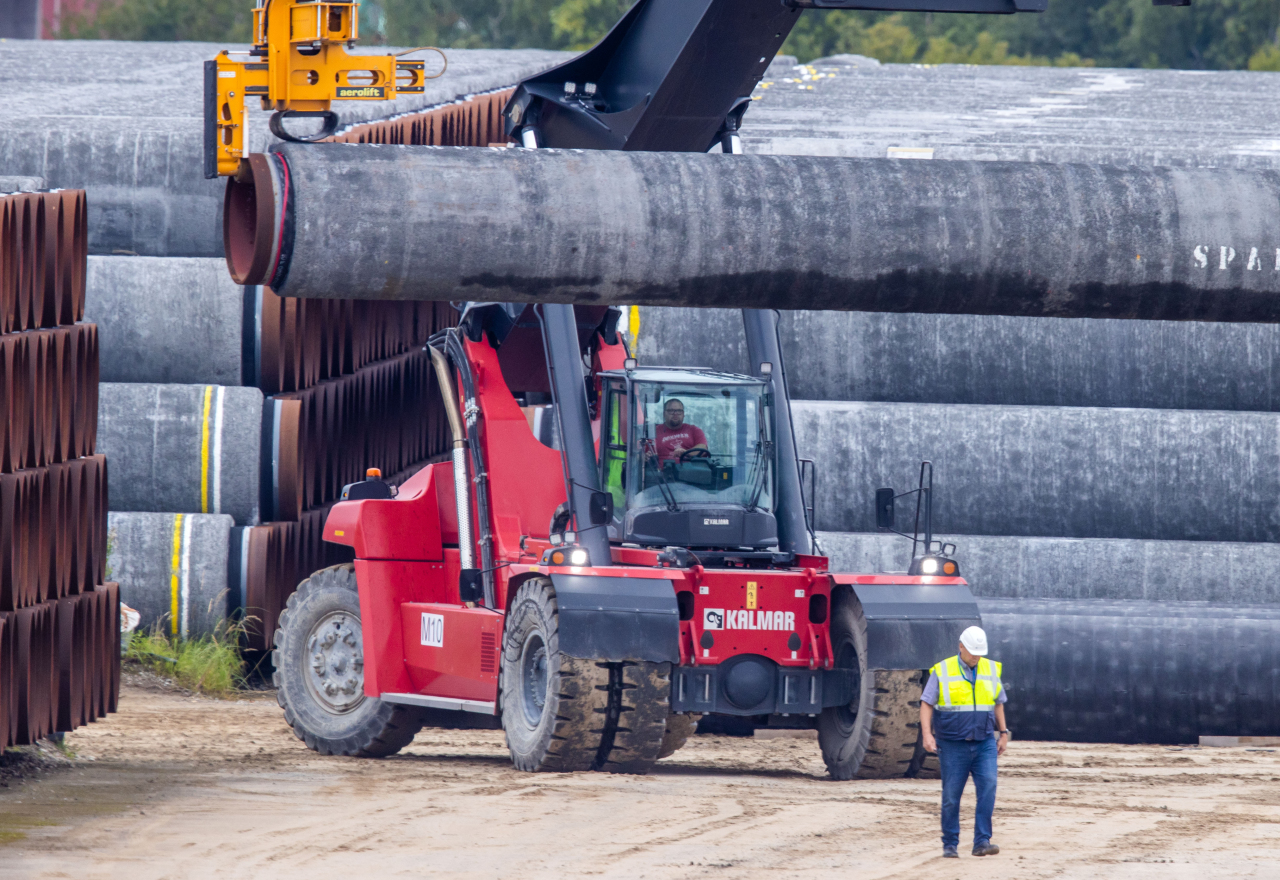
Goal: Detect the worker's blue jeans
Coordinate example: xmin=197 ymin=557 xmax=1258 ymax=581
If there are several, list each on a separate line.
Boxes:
xmin=937 ymin=735 xmax=998 ymax=849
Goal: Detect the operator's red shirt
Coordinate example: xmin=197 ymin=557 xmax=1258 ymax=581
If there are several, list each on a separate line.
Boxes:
xmin=654 ymin=423 xmax=707 ymax=462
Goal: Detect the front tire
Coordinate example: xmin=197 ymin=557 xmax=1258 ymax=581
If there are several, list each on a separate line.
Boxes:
xmin=818 ymin=592 xmax=926 ymax=779
xmin=273 ymin=564 xmax=424 ymax=757
xmin=500 ymin=577 xmax=611 ymax=771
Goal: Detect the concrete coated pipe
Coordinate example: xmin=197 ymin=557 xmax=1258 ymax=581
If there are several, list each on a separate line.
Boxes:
xmin=741 ymin=60 xmax=1280 ymax=172
xmin=818 ymin=531 xmax=1280 ymax=606
xmin=108 ymin=511 xmax=235 ymax=638
xmin=96 ymin=383 xmax=263 ymax=525
xmin=793 ymin=400 xmax=1280 ymax=544
xmin=229 ymin=144 xmax=1280 ymax=322
xmin=979 ymin=598 xmax=1280 ymax=744
xmin=0 ymin=176 xmax=45 ymax=193
xmin=85 ymin=256 xmax=248 ymax=386
xmin=639 ymin=306 xmax=1280 ymax=411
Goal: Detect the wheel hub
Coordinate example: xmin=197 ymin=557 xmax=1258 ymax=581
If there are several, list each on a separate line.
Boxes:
xmin=304 ymin=610 xmax=365 ymax=715
xmin=519 ymin=633 xmax=549 ymax=727
xmin=834 ymin=640 xmax=861 ymax=728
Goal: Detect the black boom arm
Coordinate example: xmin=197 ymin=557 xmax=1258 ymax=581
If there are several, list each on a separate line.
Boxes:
xmin=505 ymin=0 xmax=1187 ymax=153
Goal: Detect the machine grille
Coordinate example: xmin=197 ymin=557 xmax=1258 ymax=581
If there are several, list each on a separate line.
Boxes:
xmin=480 ymin=632 xmax=498 ymax=674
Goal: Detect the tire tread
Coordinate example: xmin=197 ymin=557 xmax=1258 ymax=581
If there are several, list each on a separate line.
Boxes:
xmin=596 ymin=662 xmax=670 ymax=774
xmin=273 ymin=564 xmax=424 ymax=759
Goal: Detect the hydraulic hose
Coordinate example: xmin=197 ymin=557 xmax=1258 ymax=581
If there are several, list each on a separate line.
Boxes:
xmin=428 ymin=343 xmax=474 ymax=573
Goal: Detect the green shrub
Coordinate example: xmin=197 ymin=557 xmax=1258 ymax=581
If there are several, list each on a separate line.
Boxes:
xmin=1249 ymin=43 xmax=1280 ymax=71
xmin=125 ymin=619 xmax=250 ymax=697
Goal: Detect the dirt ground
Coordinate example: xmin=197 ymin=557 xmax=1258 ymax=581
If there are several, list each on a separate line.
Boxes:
xmin=1 ymin=680 xmax=1278 ymax=880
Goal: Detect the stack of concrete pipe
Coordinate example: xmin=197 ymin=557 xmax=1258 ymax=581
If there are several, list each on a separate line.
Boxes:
xmin=0 ymin=41 xmax=567 ymax=644
xmin=0 ymin=184 xmax=118 ymax=752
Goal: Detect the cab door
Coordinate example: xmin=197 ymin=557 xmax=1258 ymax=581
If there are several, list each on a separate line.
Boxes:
xmin=599 ymin=379 xmax=629 ymax=533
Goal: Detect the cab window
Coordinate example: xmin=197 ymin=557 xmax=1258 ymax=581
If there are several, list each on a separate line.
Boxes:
xmin=600 ymin=380 xmax=628 ymax=517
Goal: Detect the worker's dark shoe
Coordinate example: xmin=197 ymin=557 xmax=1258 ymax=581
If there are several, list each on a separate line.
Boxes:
xmin=942 ymin=846 xmax=959 ymax=859
xmin=972 ymin=842 xmax=1001 ymax=857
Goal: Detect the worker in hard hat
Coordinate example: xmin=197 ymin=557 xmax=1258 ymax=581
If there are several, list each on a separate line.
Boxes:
xmin=919 ymin=625 xmax=1008 ymax=859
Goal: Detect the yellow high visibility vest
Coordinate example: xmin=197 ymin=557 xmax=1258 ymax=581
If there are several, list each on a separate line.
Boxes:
xmin=931 ymin=655 xmax=1002 ymax=712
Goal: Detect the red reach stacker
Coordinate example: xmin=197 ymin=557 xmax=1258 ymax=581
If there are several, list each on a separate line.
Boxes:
xmin=276 ymin=302 xmax=977 ymax=777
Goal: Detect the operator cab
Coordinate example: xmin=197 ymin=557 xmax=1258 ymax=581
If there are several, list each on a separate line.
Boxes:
xmin=598 ymin=366 xmax=777 ymax=549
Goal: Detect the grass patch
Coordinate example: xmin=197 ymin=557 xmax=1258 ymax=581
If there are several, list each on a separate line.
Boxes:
xmin=125 ymin=619 xmax=250 ymax=697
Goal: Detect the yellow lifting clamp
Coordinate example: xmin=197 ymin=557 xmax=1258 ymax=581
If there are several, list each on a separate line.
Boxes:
xmin=204 ymin=0 xmax=446 ymax=178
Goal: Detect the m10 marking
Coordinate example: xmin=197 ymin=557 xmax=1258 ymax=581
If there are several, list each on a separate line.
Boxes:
xmin=1193 ymin=246 xmax=1280 ymax=271
xmin=421 ymin=612 xmax=444 ymax=647
xmin=703 ymin=608 xmax=796 ymax=632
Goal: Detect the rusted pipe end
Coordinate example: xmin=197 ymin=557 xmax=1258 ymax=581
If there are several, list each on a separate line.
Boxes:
xmin=223 ymin=154 xmax=280 ymax=285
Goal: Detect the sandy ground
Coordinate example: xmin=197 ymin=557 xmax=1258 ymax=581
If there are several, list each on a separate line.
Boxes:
xmin=1 ymin=680 xmax=1278 ymax=880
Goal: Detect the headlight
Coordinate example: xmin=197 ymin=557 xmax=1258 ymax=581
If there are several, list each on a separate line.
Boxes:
xmin=908 ymin=554 xmax=960 ymax=577
xmin=544 ymin=546 xmax=591 ymax=566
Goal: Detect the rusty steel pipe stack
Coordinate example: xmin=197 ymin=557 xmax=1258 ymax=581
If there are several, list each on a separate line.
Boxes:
xmin=255 ymin=286 xmax=453 ymax=394
xmin=267 ymin=345 xmax=452 ymax=521
xmin=0 ymin=190 xmax=87 ymax=331
xmin=0 ymin=188 xmax=116 ymax=753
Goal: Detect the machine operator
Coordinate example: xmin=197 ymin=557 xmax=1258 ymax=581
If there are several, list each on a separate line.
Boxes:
xmin=648 ymin=399 xmax=708 ymax=463
xmin=919 ymin=626 xmax=1009 ymax=860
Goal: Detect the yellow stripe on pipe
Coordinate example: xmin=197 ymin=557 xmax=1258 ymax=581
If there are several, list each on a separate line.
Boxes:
xmin=628 ymin=305 xmax=640 ymax=358
xmin=200 ymin=385 xmax=213 ymax=513
xmin=170 ymin=513 xmax=184 ymax=636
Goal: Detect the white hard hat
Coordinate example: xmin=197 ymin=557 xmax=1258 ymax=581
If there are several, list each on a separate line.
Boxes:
xmin=959 ymin=626 xmax=988 ymax=657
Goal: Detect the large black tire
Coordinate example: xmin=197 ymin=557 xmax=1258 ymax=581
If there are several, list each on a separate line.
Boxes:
xmin=273 ymin=564 xmax=424 ymax=757
xmin=657 ymin=713 xmax=700 ymax=760
xmin=500 ymin=577 xmax=611 ymax=772
xmin=818 ymin=592 xmax=927 ymax=780
xmin=595 ymin=662 xmax=672 ymax=773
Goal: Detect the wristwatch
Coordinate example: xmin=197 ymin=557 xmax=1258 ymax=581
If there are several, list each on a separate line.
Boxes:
xmin=997 ymin=729 xmax=1011 ymax=737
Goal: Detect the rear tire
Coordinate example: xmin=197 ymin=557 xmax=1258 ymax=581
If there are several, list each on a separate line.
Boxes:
xmin=595 ymin=662 xmax=672 ymax=774
xmin=657 ymin=713 xmax=700 ymax=759
xmin=818 ymin=593 xmax=925 ymax=780
xmin=273 ymin=564 xmax=424 ymax=757
xmin=500 ymin=577 xmax=611 ymax=772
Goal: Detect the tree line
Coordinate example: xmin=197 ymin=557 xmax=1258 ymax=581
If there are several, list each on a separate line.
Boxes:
xmin=62 ymin=0 xmax=1280 ymax=71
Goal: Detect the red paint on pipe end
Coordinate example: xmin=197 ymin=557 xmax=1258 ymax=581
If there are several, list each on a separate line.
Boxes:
xmin=223 ymin=156 xmax=277 ymax=285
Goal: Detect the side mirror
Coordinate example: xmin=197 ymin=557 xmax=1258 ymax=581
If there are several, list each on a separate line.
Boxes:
xmin=459 ymin=569 xmax=483 ymax=604
xmin=875 ymin=488 xmax=895 ymax=531
xmin=589 ymin=491 xmax=614 ymax=525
